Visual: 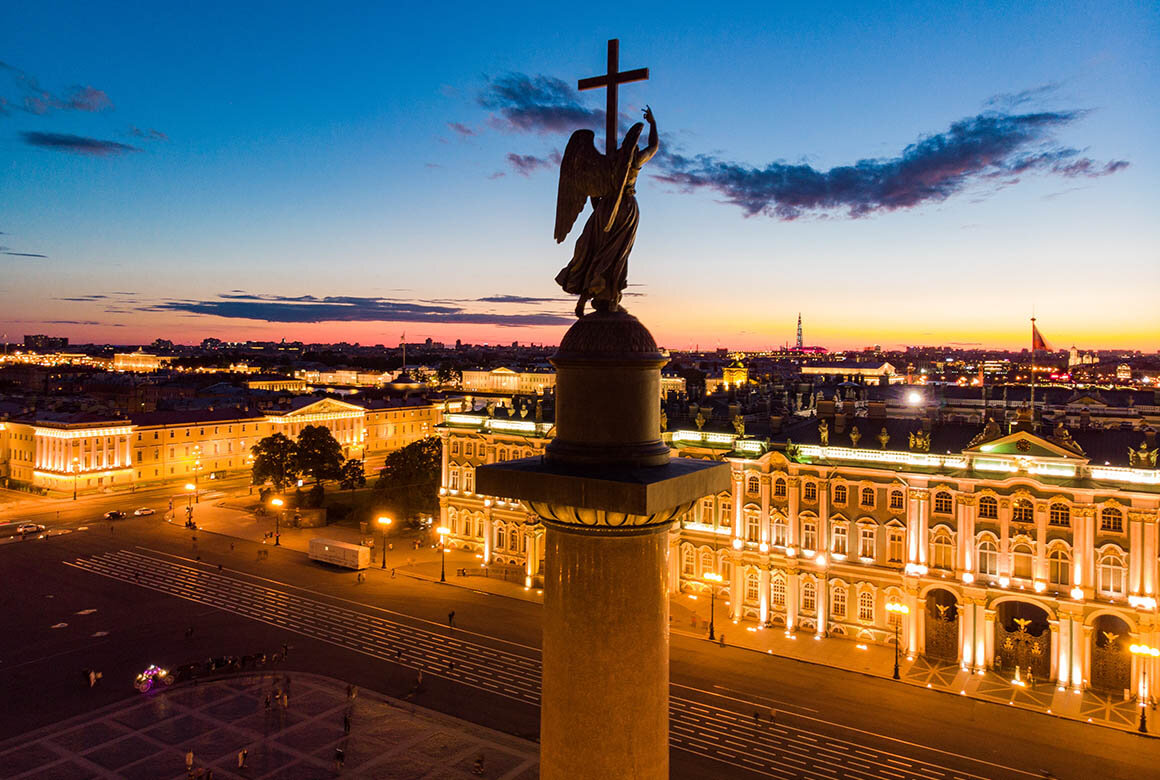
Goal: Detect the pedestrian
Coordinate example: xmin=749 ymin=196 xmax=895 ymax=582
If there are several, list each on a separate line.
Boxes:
xmin=396 ymin=647 xmax=403 ymax=660
xmin=448 ymin=610 xmax=455 ymax=628
xmin=186 ymin=749 xmax=194 ymax=772
xmin=448 ymin=660 xmax=455 ymax=673
xmin=282 ymin=692 xmax=288 ymax=709
xmin=753 ymin=710 xmax=761 ymax=726
xmin=230 ymin=542 xmax=235 ymax=552
xmin=472 ymin=755 xmax=485 ymax=775
xmin=718 ymin=633 xmax=726 ymax=647
xmin=350 ymin=684 xmax=358 ymax=700
xmin=343 ymin=712 xmax=351 ymax=734
xmin=237 ymin=749 xmax=248 ymax=769
xmin=217 ymin=564 xmax=223 ymax=573
xmin=264 ymin=694 xmax=271 ymax=710
xmin=416 ymin=669 xmax=423 ymax=688
xmin=282 ymin=641 xmax=288 ymax=658
xmin=334 ymin=747 xmax=345 ymax=770
xmin=88 ymin=670 xmax=96 ymax=688
xmin=391 ymin=568 xmax=396 ymax=578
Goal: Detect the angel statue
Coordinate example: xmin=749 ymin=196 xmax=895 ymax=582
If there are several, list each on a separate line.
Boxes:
xmin=555 ymin=106 xmax=659 ymax=317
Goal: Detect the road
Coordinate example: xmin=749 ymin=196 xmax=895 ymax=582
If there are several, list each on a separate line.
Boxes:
xmin=0 ymin=513 xmax=1149 ymax=780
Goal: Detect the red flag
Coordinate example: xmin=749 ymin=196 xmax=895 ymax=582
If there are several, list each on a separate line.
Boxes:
xmin=1031 ymin=321 xmax=1051 ymax=352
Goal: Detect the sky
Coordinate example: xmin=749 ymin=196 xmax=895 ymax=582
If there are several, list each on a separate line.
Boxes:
xmin=2 ymin=1 xmax=1158 ymax=351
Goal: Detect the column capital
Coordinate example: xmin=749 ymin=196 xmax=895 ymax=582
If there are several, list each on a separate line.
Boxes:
xmin=908 ymin=488 xmax=929 ymax=500
xmin=957 ymin=494 xmax=977 ymax=507
xmin=786 ymin=475 xmax=801 ymax=487
xmin=1128 ymin=510 xmax=1156 ymax=524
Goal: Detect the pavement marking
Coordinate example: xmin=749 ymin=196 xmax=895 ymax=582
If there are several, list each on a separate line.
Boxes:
xmin=711 ymin=683 xmax=821 ymax=713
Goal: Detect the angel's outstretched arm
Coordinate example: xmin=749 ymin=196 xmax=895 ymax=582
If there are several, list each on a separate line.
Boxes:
xmin=637 ymin=106 xmax=659 ymax=165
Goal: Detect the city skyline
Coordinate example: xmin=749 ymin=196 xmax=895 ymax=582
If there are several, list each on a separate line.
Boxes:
xmin=3 ymin=1 xmax=1158 ymax=350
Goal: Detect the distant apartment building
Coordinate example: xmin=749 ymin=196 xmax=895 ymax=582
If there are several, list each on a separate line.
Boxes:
xmin=23 ymin=334 xmax=68 ymax=351
xmin=113 ymin=351 xmax=175 ymax=372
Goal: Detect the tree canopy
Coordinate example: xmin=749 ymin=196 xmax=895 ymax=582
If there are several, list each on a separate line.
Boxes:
xmin=375 ymin=436 xmax=440 ymax=521
xmin=250 ymin=432 xmax=299 ymax=491
xmin=339 ymin=458 xmax=366 ymax=494
xmin=294 ymin=424 xmax=345 ymax=489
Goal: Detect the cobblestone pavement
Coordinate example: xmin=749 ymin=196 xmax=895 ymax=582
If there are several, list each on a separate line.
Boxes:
xmin=0 ymin=673 xmax=538 ymax=780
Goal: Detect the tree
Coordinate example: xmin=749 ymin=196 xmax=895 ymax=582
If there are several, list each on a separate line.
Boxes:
xmin=250 ymin=433 xmax=299 ymax=492
xmin=375 ymin=437 xmax=440 ymax=521
xmin=339 ymin=458 xmax=366 ymax=495
xmin=294 ymin=425 xmax=344 ymax=495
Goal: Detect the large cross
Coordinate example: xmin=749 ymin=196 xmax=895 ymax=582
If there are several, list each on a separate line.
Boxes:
xmin=578 ymin=39 xmax=649 ymax=155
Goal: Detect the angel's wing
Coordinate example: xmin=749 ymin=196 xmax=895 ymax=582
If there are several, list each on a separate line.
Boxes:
xmin=555 ymin=129 xmax=610 ymax=243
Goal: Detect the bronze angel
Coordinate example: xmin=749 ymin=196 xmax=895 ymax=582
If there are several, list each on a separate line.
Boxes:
xmin=554 ymin=106 xmax=658 ymax=317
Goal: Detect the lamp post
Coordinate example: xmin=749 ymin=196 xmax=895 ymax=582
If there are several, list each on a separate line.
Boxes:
xmin=886 ymin=601 xmax=910 ymax=680
xmin=72 ymin=457 xmax=79 ymax=501
xmin=1130 ymin=643 xmax=1159 ymax=733
xmin=377 ymin=516 xmax=393 ymax=569
xmin=703 ymin=571 xmax=723 ymax=641
xmin=270 ymin=497 xmax=284 ymax=546
xmin=437 ymin=525 xmax=450 ymax=582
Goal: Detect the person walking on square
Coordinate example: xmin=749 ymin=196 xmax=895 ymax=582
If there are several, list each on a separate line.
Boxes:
xmin=237 ymin=749 xmax=248 ymax=769
xmin=448 ymin=610 xmax=455 ymax=629
xmin=185 ymin=749 xmax=194 ymax=772
xmin=343 ymin=711 xmax=351 ymax=735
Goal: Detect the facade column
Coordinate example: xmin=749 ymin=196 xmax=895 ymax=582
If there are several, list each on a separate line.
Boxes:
xmin=786 ymin=569 xmax=799 ymax=631
xmin=815 ymin=574 xmax=828 ymax=637
xmin=1071 ymin=615 xmax=1084 ymax=690
xmin=482 ymin=512 xmax=493 ymax=563
xmin=439 ymin=432 xmax=449 ymax=488
xmin=1035 ymin=503 xmax=1048 ymax=584
xmin=730 ymin=556 xmax=743 ymax=620
xmin=905 ymin=590 xmax=919 ymax=656
xmin=666 ymin=530 xmax=680 ymax=594
xmin=759 ymin=477 xmax=770 ymax=545
xmin=1128 ymin=512 xmax=1147 ymax=595
xmin=1081 ymin=623 xmax=1093 ymax=690
xmin=1050 ymin=620 xmax=1061 ymax=682
xmin=759 ymin=567 xmax=770 ymax=625
xmin=1143 ymin=512 xmax=1158 ymax=597
xmin=983 ymin=608 xmax=996 ymax=668
xmin=960 ymin=599 xmax=975 ymax=668
xmin=999 ymin=499 xmax=1012 ymax=577
xmin=786 ymin=476 xmax=801 ymax=549
xmin=974 ymin=602 xmax=987 ymax=671
xmin=958 ymin=495 xmax=976 ymax=576
xmin=816 ymin=479 xmax=830 ymax=559
xmin=906 ymin=487 xmax=922 ymax=564
xmin=918 ymin=492 xmax=930 ymax=566
xmin=731 ymin=468 xmax=744 ymax=539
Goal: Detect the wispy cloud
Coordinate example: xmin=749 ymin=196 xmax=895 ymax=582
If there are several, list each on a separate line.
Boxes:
xmin=1 ymin=61 xmax=113 ymax=115
xmin=653 ymin=109 xmax=1128 ymax=220
xmin=506 ymin=152 xmax=557 ymax=176
xmin=144 ymin=293 xmax=572 ymax=327
xmin=986 ymin=83 xmax=1062 ymax=110
xmin=130 ymin=126 xmax=168 ymax=141
xmin=2 ymin=250 xmax=47 ymax=258
xmin=476 ymin=294 xmax=569 ymax=304
xmin=479 ymin=73 xmax=602 ymax=134
xmin=21 ymin=131 xmax=139 ymax=156
xmin=447 ymin=121 xmax=476 ymax=137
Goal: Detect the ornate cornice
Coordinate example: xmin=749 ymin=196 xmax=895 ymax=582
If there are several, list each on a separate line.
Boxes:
xmin=527 ymin=498 xmax=694 ymax=534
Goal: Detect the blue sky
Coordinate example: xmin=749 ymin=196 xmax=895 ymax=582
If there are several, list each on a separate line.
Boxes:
xmin=2 ymin=1 xmax=1157 ymax=349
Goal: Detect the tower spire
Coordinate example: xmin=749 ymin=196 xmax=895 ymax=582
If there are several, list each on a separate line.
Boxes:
xmin=796 ymin=313 xmax=803 ymax=350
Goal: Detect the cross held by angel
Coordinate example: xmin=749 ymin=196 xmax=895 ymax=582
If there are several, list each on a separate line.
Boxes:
xmin=554 ymin=40 xmax=657 ymax=318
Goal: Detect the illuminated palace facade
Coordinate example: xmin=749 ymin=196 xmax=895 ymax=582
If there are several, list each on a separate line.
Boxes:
xmin=438 ymin=406 xmax=1160 ymax=695
xmin=1 ymin=396 xmax=445 ymax=494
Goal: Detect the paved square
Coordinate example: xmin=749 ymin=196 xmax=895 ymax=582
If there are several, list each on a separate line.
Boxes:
xmin=0 ymin=673 xmax=539 ymax=779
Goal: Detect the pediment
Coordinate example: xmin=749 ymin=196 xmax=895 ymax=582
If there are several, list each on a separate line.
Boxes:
xmin=965 ymin=431 xmax=1085 ymax=460
xmin=1067 ymin=395 xmax=1107 ymax=407
xmin=491 ymin=367 xmax=517 ymax=374
xmin=283 ymin=398 xmax=365 ymax=417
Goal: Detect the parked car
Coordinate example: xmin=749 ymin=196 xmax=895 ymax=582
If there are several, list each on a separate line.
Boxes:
xmin=16 ymin=523 xmax=45 ymax=534
xmin=133 ymin=508 xmax=155 ymax=516
xmin=103 ymin=511 xmax=126 ymax=521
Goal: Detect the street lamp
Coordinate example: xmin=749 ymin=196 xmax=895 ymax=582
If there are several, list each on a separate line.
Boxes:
xmin=886 ymin=601 xmax=911 ymax=680
xmin=270 ymin=497 xmax=284 ymax=546
xmin=193 ymin=445 xmax=201 ymax=503
xmin=71 ymin=457 xmax=79 ymax=501
xmin=437 ymin=525 xmax=451 ymax=582
xmin=1130 ymin=643 xmax=1159 ymax=733
xmin=703 ymin=572 xmax=724 ymax=641
xmin=377 ymin=516 xmax=393 ymax=569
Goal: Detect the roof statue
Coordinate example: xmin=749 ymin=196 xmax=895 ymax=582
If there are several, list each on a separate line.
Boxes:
xmin=554 ymin=40 xmax=656 ymax=317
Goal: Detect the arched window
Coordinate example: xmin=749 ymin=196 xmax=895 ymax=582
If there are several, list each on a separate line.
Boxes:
xmin=1013 ymin=498 xmax=1034 ymax=524
xmin=1098 ymin=552 xmax=1126 ymax=595
xmin=1100 ymin=507 xmax=1123 ymax=533
xmin=802 ymin=521 xmax=818 ymax=551
xmin=700 ymin=549 xmax=714 ymax=576
xmin=719 ymin=500 xmax=732 ymax=529
xmin=773 ymin=478 xmax=787 ymax=498
xmin=495 ymin=525 xmax=505 ymax=550
xmin=859 ymin=526 xmax=876 ymax=559
xmin=832 ymin=525 xmax=848 ymax=556
xmin=858 ymin=591 xmax=874 ymax=622
xmin=930 ymin=531 xmax=954 ymax=570
xmin=771 ymin=576 xmax=786 ymax=607
xmin=745 ymin=571 xmax=760 ymax=603
xmin=450 ymin=440 xmax=461 ymax=456
xmin=497 ymin=447 xmax=506 ymax=461
xmin=1012 ymin=543 xmax=1034 ymax=579
xmin=803 ymin=482 xmax=818 ymax=502
xmin=745 ymin=508 xmax=761 ymax=542
xmin=1049 ymin=503 xmax=1070 ymax=527
xmin=1048 ymin=547 xmax=1071 ymax=586
xmin=860 ymin=487 xmax=875 ymax=508
xmin=978 ymin=539 xmax=998 ymax=576
xmin=747 ymin=475 xmax=760 ymax=495
xmin=463 ymin=467 xmax=474 ymax=493
xmin=889 ymin=490 xmax=905 ymax=511
xmin=831 ymin=587 xmax=847 ymax=619
xmin=772 ymin=515 xmax=788 ymax=546
xmin=978 ymin=495 xmax=998 ymax=519
xmin=833 ymin=484 xmax=848 ymax=504
xmin=933 ymin=491 xmax=953 ymax=515
xmin=802 ymin=581 xmax=816 ymax=612
xmin=448 ymin=467 xmax=460 ymax=491
xmin=447 ymin=509 xmax=458 ymax=534
xmin=682 ymin=546 xmax=695 ymax=576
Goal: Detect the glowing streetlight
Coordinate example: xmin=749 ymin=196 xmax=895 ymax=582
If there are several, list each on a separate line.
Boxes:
xmin=269 ymin=496 xmax=284 ymax=546
xmin=1130 ymin=643 xmax=1159 ymax=733
xmin=71 ymin=457 xmax=80 ymax=501
xmin=437 ymin=525 xmax=451 ymax=582
xmin=703 ymin=571 xmax=724 ymax=641
xmin=377 ymin=516 xmax=393 ymax=569
xmin=886 ymin=601 xmax=911 ymax=680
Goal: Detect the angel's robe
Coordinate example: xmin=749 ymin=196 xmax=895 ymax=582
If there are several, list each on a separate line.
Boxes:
xmin=555 ymin=188 xmax=639 ymax=309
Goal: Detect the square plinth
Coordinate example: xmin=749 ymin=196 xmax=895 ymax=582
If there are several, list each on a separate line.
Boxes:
xmin=476 ymin=456 xmax=729 ymax=516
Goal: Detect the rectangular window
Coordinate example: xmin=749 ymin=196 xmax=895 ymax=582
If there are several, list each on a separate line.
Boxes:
xmin=859 ymin=528 xmax=875 ymax=559
xmin=889 ymin=491 xmax=904 ymax=511
xmin=887 ymin=530 xmax=904 ymax=563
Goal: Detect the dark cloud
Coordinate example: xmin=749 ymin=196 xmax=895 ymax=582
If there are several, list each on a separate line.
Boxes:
xmin=488 ymin=171 xmax=506 ymax=180
xmin=653 ymin=110 xmax=1128 ymax=220
xmin=57 ymin=295 xmax=107 ymax=301
xmin=447 ymin=121 xmax=476 ymax=136
xmin=2 ymin=250 xmax=47 ymax=258
xmin=479 ymin=73 xmax=602 ymax=134
xmin=476 ymin=295 xmax=569 ymax=304
xmin=506 ymin=152 xmax=556 ymax=176
xmin=130 ymin=126 xmax=168 ymax=141
xmin=986 ymin=83 xmax=1062 ymax=110
xmin=21 ymin=132 xmax=139 ymax=156
xmin=1 ymin=62 xmax=113 ymax=115
xmin=145 ymin=293 xmax=572 ymax=327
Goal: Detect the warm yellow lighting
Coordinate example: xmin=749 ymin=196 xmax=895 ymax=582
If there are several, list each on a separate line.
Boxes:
xmin=377 ymin=516 xmax=393 ymax=526
xmin=731 ymin=538 xmax=743 ymax=550
xmin=703 ymin=572 xmax=723 ymax=583
xmin=886 ymin=601 xmax=910 ymax=615
xmin=1130 ymin=644 xmax=1160 ymax=657
xmin=185 ymin=483 xmax=196 ymax=491
xmin=270 ymin=497 xmax=284 ymax=507
xmin=436 ymin=526 xmax=450 ymax=535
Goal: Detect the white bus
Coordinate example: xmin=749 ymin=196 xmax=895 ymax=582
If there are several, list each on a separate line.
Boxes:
xmin=308 ymin=538 xmax=370 ymax=570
